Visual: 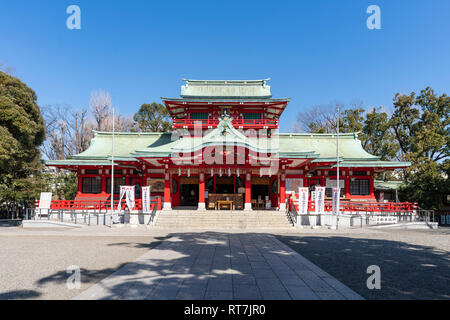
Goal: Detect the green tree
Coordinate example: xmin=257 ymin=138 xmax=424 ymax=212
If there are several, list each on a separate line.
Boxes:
xmin=340 ymin=108 xmax=364 ymax=133
xmin=41 ymin=169 xmax=78 ymax=201
xmin=0 ymin=71 xmax=47 ymax=216
xmin=360 ymin=107 xmax=399 ymax=161
xmin=390 ymin=87 xmax=449 ymax=209
xmin=133 ymin=102 xmax=171 ymax=132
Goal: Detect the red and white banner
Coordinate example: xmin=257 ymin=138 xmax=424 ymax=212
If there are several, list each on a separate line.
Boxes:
xmin=118 ymin=186 xmax=135 ymax=211
xmin=298 ymin=187 xmax=309 ymax=215
xmin=142 ymin=186 xmax=151 ymax=213
xmin=332 ymin=187 xmax=340 ymax=215
xmin=315 ymin=187 xmax=325 ymax=214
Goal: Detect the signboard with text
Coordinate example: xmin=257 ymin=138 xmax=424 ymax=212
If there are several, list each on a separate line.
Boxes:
xmin=332 ymin=187 xmax=340 ymax=215
xmin=298 ymin=187 xmax=309 ymax=215
xmin=118 ymin=186 xmax=135 ymax=211
xmin=315 ymin=187 xmax=325 ymax=214
xmin=142 ymin=186 xmax=151 ymax=213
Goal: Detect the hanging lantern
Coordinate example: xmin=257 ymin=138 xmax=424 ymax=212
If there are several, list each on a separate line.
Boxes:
xmin=228 ymin=168 xmax=231 ymax=176
xmin=219 ymin=168 xmax=222 ymax=177
xmin=188 ymin=168 xmax=190 ymax=177
xmin=211 ymin=168 xmax=213 ymax=176
xmin=237 ymin=168 xmax=240 ymax=177
xmin=260 ymin=168 xmax=262 ymax=177
xmin=178 ymin=167 xmax=181 ymax=176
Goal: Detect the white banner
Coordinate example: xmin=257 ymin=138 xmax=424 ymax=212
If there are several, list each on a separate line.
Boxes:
xmin=332 ymin=187 xmax=340 ymax=215
xmin=142 ymin=186 xmax=151 ymax=213
xmin=125 ymin=186 xmax=135 ymax=211
xmin=117 ymin=186 xmax=126 ymax=211
xmin=118 ymin=186 xmax=135 ymax=211
xmin=298 ymin=187 xmax=309 ymax=215
xmin=315 ymin=187 xmax=325 ymax=214
xmin=39 ymin=192 xmax=52 ymax=209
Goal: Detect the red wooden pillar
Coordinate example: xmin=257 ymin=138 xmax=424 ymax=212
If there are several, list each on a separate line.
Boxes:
xmin=369 ymin=174 xmax=375 ymax=199
xmin=244 ymin=172 xmax=252 ymax=210
xmin=101 ymin=175 xmax=106 ymax=194
xmin=78 ymin=174 xmax=83 ymax=195
xmin=163 ymin=171 xmax=171 ymax=210
xmin=344 ymin=174 xmax=351 ymax=198
xmin=198 ymin=172 xmax=205 ymax=210
xmin=279 ymin=172 xmax=286 ymax=211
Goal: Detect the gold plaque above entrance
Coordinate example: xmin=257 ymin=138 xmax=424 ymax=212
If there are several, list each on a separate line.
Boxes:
xmin=251 ymin=177 xmax=270 ymax=185
xmin=180 ymin=176 xmax=199 ymax=184
xmin=216 ymin=176 xmax=234 ymax=184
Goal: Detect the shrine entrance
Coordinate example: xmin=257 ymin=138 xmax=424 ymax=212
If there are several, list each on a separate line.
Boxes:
xmin=179 ymin=176 xmax=199 ymax=207
xmin=251 ymin=177 xmax=271 ymax=209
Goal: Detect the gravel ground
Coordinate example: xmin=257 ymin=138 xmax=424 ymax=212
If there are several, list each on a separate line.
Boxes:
xmin=276 ymin=227 xmax=450 ymax=300
xmin=0 ymin=228 xmax=162 ymax=299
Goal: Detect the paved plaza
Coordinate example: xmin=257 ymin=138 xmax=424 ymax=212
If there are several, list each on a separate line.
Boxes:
xmin=0 ymin=225 xmax=448 ymax=300
xmin=277 ymin=228 xmax=450 ymax=300
xmin=74 ymin=232 xmax=362 ymax=300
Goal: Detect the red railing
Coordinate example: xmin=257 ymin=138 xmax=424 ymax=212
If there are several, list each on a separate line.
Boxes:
xmin=288 ymin=198 xmax=417 ymax=214
xmin=172 ymin=118 xmax=279 ymax=129
xmin=35 ymin=198 xmax=162 ymax=211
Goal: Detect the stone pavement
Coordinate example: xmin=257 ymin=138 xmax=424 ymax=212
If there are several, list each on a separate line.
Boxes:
xmin=75 ymin=232 xmax=363 ymax=300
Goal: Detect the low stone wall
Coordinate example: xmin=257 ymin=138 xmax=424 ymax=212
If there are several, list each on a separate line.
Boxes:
xmin=295 ymin=213 xmax=399 ymax=228
xmin=34 ymin=210 xmax=159 ymax=226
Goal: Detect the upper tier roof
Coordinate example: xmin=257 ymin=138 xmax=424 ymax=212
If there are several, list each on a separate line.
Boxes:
xmin=180 ymin=79 xmax=272 ymax=99
xmin=162 ymin=78 xmax=290 ymax=120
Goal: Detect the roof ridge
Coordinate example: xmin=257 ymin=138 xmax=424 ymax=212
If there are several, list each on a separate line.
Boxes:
xmin=181 ymin=79 xmax=270 ymax=83
xmin=278 ymin=132 xmax=359 ymax=137
xmin=93 ymin=131 xmax=171 ymax=136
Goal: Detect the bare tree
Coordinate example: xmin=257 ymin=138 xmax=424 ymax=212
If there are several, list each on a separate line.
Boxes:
xmin=0 ymin=61 xmax=16 ymax=75
xmin=293 ymin=100 xmax=363 ymax=133
xmin=41 ymin=104 xmax=71 ymax=160
xmin=114 ymin=113 xmax=137 ymax=132
xmin=69 ymin=108 xmax=94 ymax=154
xmin=294 ymin=101 xmax=343 ymax=133
xmin=41 ymin=90 xmax=137 ymax=161
xmin=90 ymin=90 xmax=112 ymax=131
xmin=41 ymin=105 xmax=95 ymax=160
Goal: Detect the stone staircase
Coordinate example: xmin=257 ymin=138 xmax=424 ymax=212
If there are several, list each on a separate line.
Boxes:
xmin=154 ymin=210 xmax=293 ymax=229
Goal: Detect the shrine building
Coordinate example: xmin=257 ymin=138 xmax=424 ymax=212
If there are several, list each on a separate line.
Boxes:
xmin=45 ymin=79 xmax=410 ymax=211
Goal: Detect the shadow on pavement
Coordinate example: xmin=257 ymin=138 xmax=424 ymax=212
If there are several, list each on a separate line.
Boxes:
xmin=5 ymin=231 xmax=448 ymax=300
xmin=276 ymin=234 xmax=450 ymax=300
xmin=0 ymin=289 xmax=41 ymax=299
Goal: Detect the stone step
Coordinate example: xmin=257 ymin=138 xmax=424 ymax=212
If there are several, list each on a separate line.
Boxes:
xmin=154 ymin=209 xmax=293 ymax=229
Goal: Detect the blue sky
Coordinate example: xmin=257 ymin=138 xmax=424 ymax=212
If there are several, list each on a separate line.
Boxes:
xmin=1 ymin=0 xmax=449 ymax=132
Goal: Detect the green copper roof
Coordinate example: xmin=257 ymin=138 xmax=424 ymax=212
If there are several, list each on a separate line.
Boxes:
xmin=44 ymin=159 xmax=115 ymax=166
xmin=44 ymin=127 xmax=410 ymax=170
xmin=278 ymin=132 xmax=378 ymax=160
xmin=180 ymin=79 xmax=272 ymax=99
xmin=69 ymin=131 xmax=171 ymax=160
xmin=334 ymin=160 xmax=411 ymax=168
